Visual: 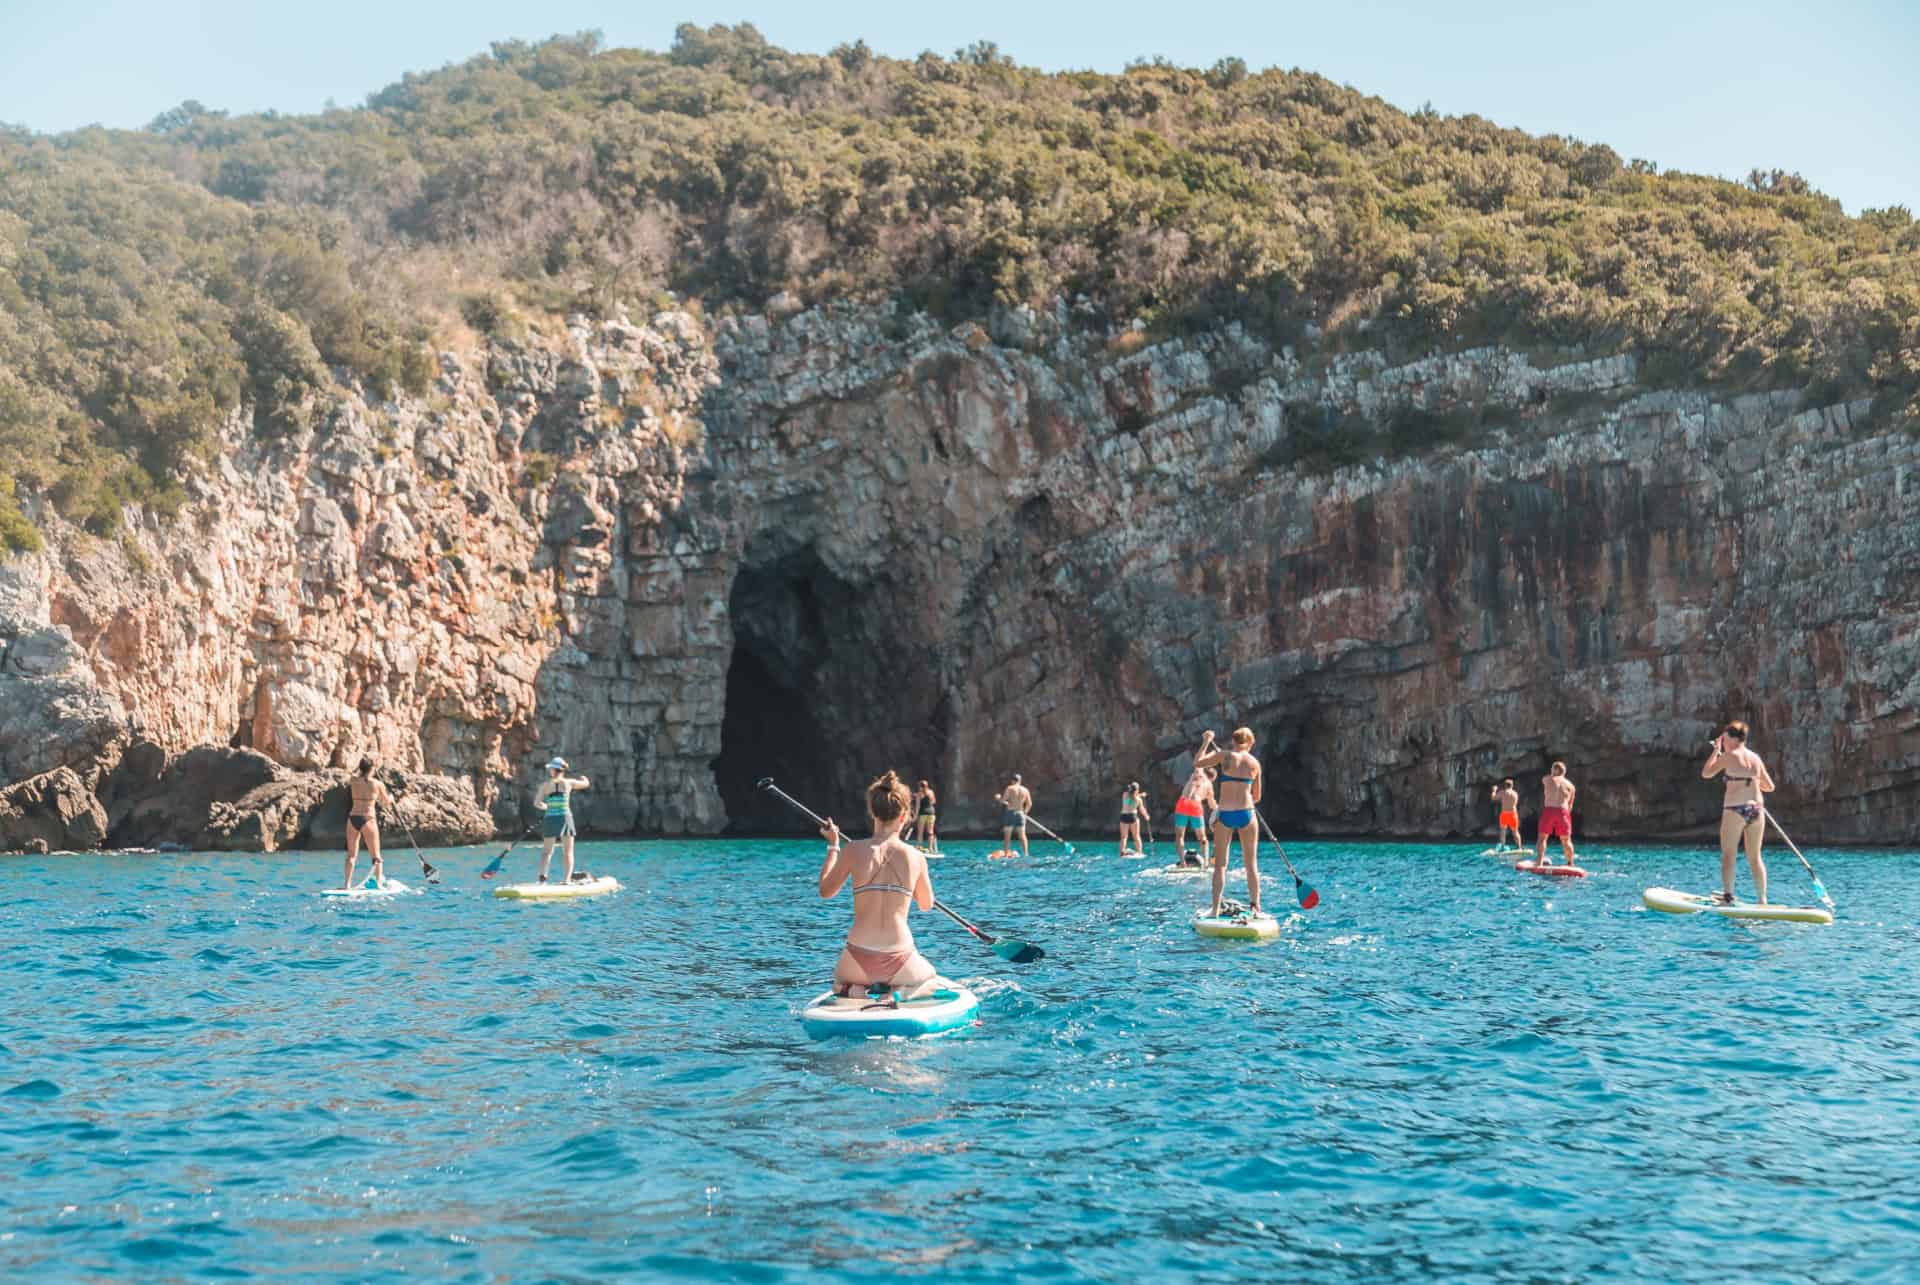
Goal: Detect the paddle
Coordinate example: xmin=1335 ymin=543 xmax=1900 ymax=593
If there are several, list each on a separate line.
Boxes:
xmin=1022 ymin=812 xmax=1077 ymax=855
xmin=756 ymin=776 xmax=1046 ymax=964
xmin=1765 ymin=812 xmax=1834 ymax=909
xmin=1256 ymin=810 xmax=1319 ymax=909
xmin=930 ymin=901 xmax=1046 ymax=964
xmin=480 ymin=824 xmax=537 ymax=880
xmin=397 ymin=811 xmax=438 ymax=884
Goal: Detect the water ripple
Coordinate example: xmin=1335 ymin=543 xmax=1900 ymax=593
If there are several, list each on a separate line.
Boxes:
xmin=0 ymin=839 xmax=1915 ymax=1279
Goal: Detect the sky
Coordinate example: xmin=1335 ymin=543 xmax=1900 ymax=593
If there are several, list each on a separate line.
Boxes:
xmin=0 ymin=0 xmax=1914 ymax=214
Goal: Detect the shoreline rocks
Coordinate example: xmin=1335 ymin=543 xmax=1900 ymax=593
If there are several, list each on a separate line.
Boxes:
xmin=0 ymin=766 xmax=109 ymax=852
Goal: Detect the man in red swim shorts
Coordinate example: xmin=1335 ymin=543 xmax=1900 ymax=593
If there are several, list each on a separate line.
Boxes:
xmin=1536 ymin=761 xmax=1577 ymax=867
xmin=1489 ymin=778 xmax=1521 ymax=851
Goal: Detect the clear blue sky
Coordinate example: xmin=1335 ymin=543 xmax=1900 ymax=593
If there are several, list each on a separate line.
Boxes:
xmin=1 ymin=0 xmax=1914 ymax=214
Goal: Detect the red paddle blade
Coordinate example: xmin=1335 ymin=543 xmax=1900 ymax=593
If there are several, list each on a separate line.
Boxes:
xmin=1296 ymin=881 xmax=1319 ymax=910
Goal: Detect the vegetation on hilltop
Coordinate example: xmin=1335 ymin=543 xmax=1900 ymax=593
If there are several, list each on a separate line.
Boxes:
xmin=2 ymin=25 xmax=1916 ymax=546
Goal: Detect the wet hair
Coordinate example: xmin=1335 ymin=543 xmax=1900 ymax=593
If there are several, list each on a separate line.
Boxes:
xmin=1502 ymin=778 xmax=1514 ymax=789
xmin=1231 ymin=727 xmax=1254 ymax=749
xmin=1724 ymin=721 xmax=1748 ymax=742
xmin=1550 ymin=761 xmax=1566 ymax=775
xmin=868 ymin=771 xmax=912 ymax=823
xmin=356 ymin=757 xmax=374 ymax=776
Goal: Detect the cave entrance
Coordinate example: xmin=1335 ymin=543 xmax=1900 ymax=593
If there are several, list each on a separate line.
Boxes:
xmin=711 ymin=545 xmax=949 ymax=834
xmin=1255 ymin=709 xmax=1317 ymax=833
xmin=712 ymin=642 xmax=835 ymax=834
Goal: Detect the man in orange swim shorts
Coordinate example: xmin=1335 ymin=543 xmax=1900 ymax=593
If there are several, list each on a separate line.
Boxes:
xmin=1535 ymin=762 xmax=1577 ymax=867
xmin=1489 ymin=778 xmax=1521 ymax=851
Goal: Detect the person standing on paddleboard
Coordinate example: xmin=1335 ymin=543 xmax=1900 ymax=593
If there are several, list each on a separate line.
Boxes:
xmin=912 ymin=780 xmax=940 ymax=853
xmin=535 ymin=757 xmax=592 ymax=883
xmin=818 ymin=770 xmax=952 ymax=999
xmin=1535 ymin=763 xmax=1577 ymax=867
xmin=341 ymin=757 xmax=396 ymax=890
xmin=995 ymin=774 xmax=1032 ymax=858
xmin=1194 ymin=728 xmax=1263 ymax=917
xmin=1490 ymin=779 xmax=1521 ymax=851
xmin=1118 ymin=782 xmax=1149 ymax=856
xmin=1702 ymin=720 xmax=1775 ymax=904
xmin=1172 ymin=767 xmax=1216 ymax=866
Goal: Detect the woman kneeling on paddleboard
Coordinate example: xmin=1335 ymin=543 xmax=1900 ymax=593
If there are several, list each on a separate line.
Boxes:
xmin=1194 ymin=728 xmax=1262 ymax=917
xmin=1702 ymin=720 xmax=1775 ymax=904
xmin=818 ymin=771 xmax=951 ymax=999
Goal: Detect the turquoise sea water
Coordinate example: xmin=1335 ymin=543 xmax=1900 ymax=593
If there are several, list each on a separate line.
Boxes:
xmin=1 ymin=837 xmax=1914 ymax=1281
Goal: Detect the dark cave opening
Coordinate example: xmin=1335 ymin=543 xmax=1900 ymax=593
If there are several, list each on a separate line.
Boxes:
xmin=712 ymin=643 xmax=834 ymax=834
xmin=1255 ymin=711 xmax=1316 ymax=833
xmin=711 ymin=546 xmax=950 ymax=834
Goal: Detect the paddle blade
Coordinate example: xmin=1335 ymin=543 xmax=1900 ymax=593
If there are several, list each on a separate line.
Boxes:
xmin=994 ymin=939 xmax=1046 ymax=963
xmin=480 ymin=854 xmax=507 ymax=879
xmin=1296 ymin=880 xmax=1320 ymax=910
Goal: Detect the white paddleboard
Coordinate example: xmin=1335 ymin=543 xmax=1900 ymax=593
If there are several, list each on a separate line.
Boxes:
xmin=493 ymin=876 xmax=622 ymax=901
xmin=1642 ymin=887 xmax=1833 ymax=925
xmin=800 ymin=987 xmax=979 ymax=1040
xmin=322 ymin=878 xmax=414 ymax=899
xmin=1193 ymin=906 xmax=1281 ymax=940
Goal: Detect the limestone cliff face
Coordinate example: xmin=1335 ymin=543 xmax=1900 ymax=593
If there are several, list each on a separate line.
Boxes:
xmin=3 ymin=299 xmax=1913 ymax=844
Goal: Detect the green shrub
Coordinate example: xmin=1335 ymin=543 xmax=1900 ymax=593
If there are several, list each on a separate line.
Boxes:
xmin=0 ymin=476 xmax=41 ymax=554
xmin=1 ymin=26 xmax=1915 ymax=538
xmin=522 ymin=451 xmax=557 ymax=487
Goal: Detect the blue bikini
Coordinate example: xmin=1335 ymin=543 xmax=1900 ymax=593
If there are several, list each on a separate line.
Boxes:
xmin=1216 ymin=772 xmax=1255 ymax=830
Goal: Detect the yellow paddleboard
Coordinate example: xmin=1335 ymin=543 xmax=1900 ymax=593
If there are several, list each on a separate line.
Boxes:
xmin=1642 ymin=887 xmax=1833 ymax=925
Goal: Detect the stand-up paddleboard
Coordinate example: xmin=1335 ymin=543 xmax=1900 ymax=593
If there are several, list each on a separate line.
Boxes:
xmin=322 ymin=878 xmax=414 ymax=899
xmin=1160 ymin=862 xmax=1211 ymax=878
xmin=1515 ymin=861 xmax=1588 ymax=879
xmin=1481 ymin=847 xmax=1521 ymax=857
xmin=987 ymin=849 xmax=1021 ymax=860
xmin=1120 ymin=850 xmax=1148 ymax=860
xmin=800 ymin=987 xmax=980 ymax=1040
xmin=1642 ymin=887 xmax=1834 ymax=925
xmin=493 ymin=876 xmax=621 ymax=900
xmin=1193 ymin=905 xmax=1281 ymax=940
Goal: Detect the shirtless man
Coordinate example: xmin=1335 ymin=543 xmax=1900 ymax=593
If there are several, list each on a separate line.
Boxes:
xmin=1489 ymin=778 xmax=1521 ymax=852
xmin=994 ymin=774 xmax=1032 ymax=859
xmin=1172 ymin=767 xmax=1216 ymax=866
xmin=1535 ymin=762 xmax=1576 ymax=867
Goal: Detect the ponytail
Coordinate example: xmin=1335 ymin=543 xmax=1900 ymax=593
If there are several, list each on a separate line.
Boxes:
xmin=867 ymin=770 xmax=911 ymax=823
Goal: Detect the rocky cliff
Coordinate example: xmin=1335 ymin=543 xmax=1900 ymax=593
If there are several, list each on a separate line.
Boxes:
xmin=3 ymin=298 xmax=1913 ymax=846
